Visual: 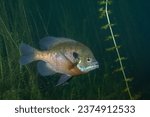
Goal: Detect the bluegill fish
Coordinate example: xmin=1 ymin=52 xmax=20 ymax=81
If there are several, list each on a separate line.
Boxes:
xmin=19 ymin=36 xmax=99 ymax=86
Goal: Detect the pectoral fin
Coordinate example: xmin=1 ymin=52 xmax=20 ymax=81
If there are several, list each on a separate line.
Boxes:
xmin=56 ymin=75 xmax=72 ymax=86
xmin=37 ymin=61 xmax=56 ymax=76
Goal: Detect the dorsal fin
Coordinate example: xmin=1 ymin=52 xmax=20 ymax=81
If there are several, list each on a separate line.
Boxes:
xmin=39 ymin=36 xmax=76 ymax=50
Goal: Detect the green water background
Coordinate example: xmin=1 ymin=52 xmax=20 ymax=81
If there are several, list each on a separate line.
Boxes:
xmin=0 ymin=0 xmax=149 ymax=99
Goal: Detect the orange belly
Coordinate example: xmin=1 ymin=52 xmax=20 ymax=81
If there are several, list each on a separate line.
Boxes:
xmin=69 ymin=66 xmax=85 ymax=76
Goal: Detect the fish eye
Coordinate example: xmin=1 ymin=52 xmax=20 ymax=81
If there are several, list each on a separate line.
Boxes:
xmin=86 ymin=57 xmax=92 ymax=62
xmin=73 ymin=52 xmax=79 ymax=59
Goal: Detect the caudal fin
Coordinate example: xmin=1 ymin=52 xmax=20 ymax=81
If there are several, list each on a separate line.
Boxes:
xmin=19 ymin=43 xmax=37 ymax=65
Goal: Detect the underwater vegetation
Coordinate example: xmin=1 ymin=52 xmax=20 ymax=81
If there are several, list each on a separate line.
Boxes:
xmin=0 ymin=0 xmax=144 ymax=99
xmin=98 ymin=0 xmax=133 ymax=99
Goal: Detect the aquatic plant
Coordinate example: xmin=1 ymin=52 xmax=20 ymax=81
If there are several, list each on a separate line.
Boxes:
xmin=0 ymin=0 xmax=41 ymax=99
xmin=98 ymin=0 xmax=133 ymax=99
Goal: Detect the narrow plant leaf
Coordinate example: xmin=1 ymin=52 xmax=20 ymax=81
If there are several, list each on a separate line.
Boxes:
xmin=105 ymin=45 xmax=121 ymax=51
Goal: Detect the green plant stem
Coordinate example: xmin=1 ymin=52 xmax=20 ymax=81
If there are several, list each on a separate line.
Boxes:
xmin=105 ymin=0 xmax=133 ymax=99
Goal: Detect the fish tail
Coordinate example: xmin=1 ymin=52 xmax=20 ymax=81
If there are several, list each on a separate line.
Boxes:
xmin=19 ymin=43 xmax=38 ymax=65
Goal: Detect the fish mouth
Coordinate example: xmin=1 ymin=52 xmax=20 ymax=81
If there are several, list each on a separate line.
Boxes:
xmin=88 ymin=62 xmax=99 ymax=70
xmin=77 ymin=62 xmax=99 ymax=72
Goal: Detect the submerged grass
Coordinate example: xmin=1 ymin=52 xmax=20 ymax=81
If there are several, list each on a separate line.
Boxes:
xmin=0 ymin=0 xmax=133 ymax=99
